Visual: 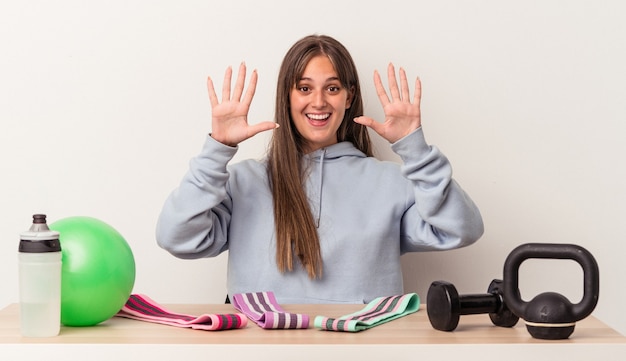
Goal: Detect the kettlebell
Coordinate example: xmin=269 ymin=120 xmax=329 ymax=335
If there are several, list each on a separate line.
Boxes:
xmin=503 ymin=243 xmax=599 ymax=340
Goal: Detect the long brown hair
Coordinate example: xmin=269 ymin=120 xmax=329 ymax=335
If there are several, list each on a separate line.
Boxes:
xmin=267 ymin=35 xmax=373 ymax=279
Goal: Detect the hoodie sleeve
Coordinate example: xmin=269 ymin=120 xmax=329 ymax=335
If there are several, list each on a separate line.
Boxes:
xmin=155 ymin=135 xmax=237 ymax=259
xmin=391 ymin=127 xmax=484 ymax=252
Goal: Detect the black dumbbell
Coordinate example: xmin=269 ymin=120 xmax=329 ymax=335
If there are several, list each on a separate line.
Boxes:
xmin=426 ymin=279 xmax=519 ymax=331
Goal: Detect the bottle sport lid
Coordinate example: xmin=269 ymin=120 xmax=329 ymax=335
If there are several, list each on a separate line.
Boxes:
xmin=19 ymin=214 xmax=61 ymax=253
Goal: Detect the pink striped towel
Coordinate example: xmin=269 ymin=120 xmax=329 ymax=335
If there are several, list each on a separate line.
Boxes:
xmin=115 ymin=294 xmax=248 ymax=331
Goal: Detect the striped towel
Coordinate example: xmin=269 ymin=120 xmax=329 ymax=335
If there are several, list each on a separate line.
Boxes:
xmin=115 ymin=294 xmax=248 ymax=331
xmin=232 ymin=291 xmax=309 ymax=329
xmin=314 ymin=293 xmax=420 ymax=332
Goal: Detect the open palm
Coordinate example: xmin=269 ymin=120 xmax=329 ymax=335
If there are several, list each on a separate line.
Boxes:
xmin=207 ymin=63 xmax=277 ymax=146
xmin=354 ymin=63 xmax=422 ymax=144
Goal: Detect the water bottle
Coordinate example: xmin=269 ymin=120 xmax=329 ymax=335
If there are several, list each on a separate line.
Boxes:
xmin=18 ymin=214 xmax=62 ymax=337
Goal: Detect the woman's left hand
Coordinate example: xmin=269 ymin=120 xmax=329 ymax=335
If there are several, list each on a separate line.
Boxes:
xmin=354 ymin=63 xmax=422 ymax=143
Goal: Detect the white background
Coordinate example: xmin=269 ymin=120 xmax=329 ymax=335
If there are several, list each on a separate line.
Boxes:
xmin=1 ymin=0 xmax=625 ymax=336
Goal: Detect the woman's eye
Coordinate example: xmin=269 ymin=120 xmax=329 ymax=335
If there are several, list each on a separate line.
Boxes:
xmin=327 ymin=86 xmax=341 ymax=92
xmin=298 ymin=86 xmax=310 ymax=92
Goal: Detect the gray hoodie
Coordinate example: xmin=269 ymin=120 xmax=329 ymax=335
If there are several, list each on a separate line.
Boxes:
xmin=156 ymin=128 xmax=484 ymax=304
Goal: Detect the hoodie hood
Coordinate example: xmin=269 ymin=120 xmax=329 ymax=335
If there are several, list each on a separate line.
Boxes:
xmin=303 ymin=141 xmax=367 ymax=227
xmin=304 ymin=141 xmax=367 ymax=162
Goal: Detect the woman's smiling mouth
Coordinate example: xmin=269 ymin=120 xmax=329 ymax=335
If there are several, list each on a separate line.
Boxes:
xmin=306 ymin=113 xmax=331 ymax=126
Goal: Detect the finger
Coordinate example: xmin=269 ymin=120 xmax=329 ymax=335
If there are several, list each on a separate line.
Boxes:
xmin=353 ymin=116 xmax=384 ymax=135
xmin=387 ymin=63 xmax=401 ymax=101
xmin=241 ymin=69 xmax=258 ymax=108
xmin=413 ymin=76 xmax=422 ymax=106
xmin=207 ymin=76 xmax=219 ymax=107
xmin=247 ymin=121 xmax=280 ymax=138
xmin=232 ymin=62 xmax=247 ymax=101
xmin=399 ymin=67 xmax=411 ymax=103
xmin=222 ymin=66 xmax=233 ymax=102
xmin=373 ymin=70 xmax=390 ymax=106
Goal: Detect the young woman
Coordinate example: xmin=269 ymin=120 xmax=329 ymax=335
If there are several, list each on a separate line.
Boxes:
xmin=156 ymin=34 xmax=484 ymax=304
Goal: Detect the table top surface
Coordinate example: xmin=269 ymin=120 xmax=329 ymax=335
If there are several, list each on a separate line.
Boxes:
xmin=1 ymin=303 xmax=624 ymax=345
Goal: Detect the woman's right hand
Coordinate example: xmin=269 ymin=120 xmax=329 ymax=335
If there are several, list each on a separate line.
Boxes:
xmin=207 ymin=62 xmax=278 ymax=146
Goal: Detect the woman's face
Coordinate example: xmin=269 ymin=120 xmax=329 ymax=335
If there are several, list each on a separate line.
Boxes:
xmin=290 ymin=55 xmax=352 ymax=153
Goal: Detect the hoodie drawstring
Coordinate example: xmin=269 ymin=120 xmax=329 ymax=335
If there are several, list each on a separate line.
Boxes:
xmin=316 ymin=149 xmax=326 ymax=228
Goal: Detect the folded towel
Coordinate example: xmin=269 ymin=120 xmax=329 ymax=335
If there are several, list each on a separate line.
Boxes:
xmin=115 ymin=294 xmax=247 ymax=331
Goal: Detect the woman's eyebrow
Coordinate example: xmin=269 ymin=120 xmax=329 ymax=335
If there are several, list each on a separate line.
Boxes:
xmin=298 ymin=76 xmax=341 ymax=82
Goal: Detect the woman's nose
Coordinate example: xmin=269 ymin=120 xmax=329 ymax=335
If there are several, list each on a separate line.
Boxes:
xmin=311 ymin=90 xmax=326 ymax=107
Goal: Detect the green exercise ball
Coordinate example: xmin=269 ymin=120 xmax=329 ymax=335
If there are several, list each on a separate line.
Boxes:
xmin=50 ymin=216 xmax=135 ymax=326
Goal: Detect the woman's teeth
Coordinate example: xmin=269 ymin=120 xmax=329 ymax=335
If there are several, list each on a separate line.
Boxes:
xmin=307 ymin=113 xmax=330 ymax=120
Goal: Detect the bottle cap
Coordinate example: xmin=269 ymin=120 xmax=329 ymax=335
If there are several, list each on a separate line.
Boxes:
xmin=19 ymin=214 xmax=61 ymax=253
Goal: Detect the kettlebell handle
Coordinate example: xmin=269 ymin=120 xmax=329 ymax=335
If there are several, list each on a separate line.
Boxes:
xmin=503 ymin=243 xmax=600 ymax=322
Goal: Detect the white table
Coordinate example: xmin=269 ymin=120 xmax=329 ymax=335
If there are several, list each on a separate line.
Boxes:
xmin=1 ymin=303 xmax=625 ymax=360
